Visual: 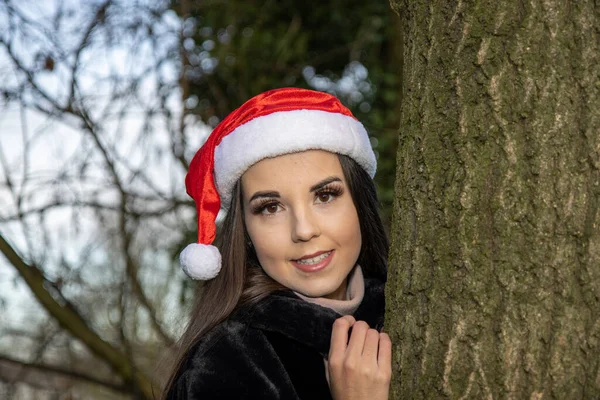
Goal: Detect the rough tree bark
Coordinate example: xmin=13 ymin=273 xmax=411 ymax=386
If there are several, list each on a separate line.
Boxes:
xmin=386 ymin=0 xmax=600 ymax=399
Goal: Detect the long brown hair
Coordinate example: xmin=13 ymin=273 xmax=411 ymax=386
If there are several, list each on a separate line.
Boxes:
xmin=160 ymin=154 xmax=388 ymax=397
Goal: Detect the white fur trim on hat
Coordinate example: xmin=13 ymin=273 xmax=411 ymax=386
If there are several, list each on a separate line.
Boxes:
xmin=214 ymin=109 xmax=376 ymax=210
xmin=180 ymin=243 xmax=222 ymax=280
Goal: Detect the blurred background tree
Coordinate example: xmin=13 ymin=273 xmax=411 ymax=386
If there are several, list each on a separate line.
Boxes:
xmin=0 ymin=0 xmax=400 ymax=398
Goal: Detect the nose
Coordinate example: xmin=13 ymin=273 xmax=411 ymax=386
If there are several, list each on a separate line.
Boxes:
xmin=291 ymin=206 xmax=321 ymax=242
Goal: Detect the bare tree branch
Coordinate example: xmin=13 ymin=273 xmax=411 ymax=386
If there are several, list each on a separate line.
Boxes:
xmin=2 ymin=10 xmax=178 ymax=348
xmin=68 ymin=1 xmax=111 ymax=108
xmin=0 ymin=2 xmax=186 ymax=396
xmin=175 ymin=0 xmax=191 ymax=172
xmin=0 ymin=354 xmax=128 ymax=394
xmin=0 ymin=198 xmax=191 ymax=223
xmin=0 ymin=234 xmax=154 ymax=398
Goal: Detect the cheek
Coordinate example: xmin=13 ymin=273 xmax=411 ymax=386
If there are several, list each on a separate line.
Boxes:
xmin=245 ymin=216 xmax=287 ymax=262
xmin=341 ymin=216 xmax=362 ymax=252
xmin=253 ymin=237 xmax=281 ymax=260
xmin=251 ymin=235 xmax=289 ymax=280
xmin=326 ymin=201 xmax=362 ymax=253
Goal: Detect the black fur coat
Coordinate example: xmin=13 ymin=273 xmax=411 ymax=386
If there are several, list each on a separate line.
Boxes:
xmin=167 ymin=276 xmax=385 ymax=399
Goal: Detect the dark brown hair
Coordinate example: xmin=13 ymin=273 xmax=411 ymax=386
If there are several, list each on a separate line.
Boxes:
xmin=160 ymin=154 xmax=388 ymax=397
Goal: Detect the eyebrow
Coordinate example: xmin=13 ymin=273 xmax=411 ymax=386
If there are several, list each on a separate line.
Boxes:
xmin=249 ymin=191 xmax=280 ymax=203
xmin=309 ymin=176 xmax=342 ymax=192
xmin=248 ymin=176 xmax=342 ymax=203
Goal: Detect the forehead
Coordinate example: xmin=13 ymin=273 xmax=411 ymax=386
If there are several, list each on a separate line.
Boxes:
xmin=241 ymin=150 xmax=343 ymax=191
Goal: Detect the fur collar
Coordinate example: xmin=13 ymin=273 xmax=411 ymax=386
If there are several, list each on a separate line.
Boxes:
xmin=229 ymin=277 xmax=385 ymax=358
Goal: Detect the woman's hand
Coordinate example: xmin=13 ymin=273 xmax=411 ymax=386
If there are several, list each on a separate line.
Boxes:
xmin=327 ymin=315 xmax=392 ymax=400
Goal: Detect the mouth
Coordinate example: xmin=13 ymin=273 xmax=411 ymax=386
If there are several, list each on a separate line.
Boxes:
xmin=293 ymin=250 xmax=333 ymax=265
xmin=291 ymin=250 xmax=334 ymax=273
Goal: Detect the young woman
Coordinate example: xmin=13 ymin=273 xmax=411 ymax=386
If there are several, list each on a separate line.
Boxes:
xmin=162 ymin=88 xmax=392 ymax=399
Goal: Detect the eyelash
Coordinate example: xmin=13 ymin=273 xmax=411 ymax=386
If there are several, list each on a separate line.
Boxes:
xmin=251 ymin=184 xmax=344 ymax=216
xmin=315 ymin=185 xmax=343 ymax=204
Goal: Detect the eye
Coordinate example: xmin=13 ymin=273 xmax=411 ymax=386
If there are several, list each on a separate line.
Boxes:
xmin=314 ymin=185 xmax=343 ymax=204
xmin=262 ymin=203 xmax=281 ymax=214
xmin=251 ymin=200 xmax=283 ymax=215
xmin=316 ymin=193 xmax=333 ymax=203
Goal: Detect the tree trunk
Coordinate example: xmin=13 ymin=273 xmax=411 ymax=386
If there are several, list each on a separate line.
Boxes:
xmin=386 ymin=0 xmax=600 ymax=398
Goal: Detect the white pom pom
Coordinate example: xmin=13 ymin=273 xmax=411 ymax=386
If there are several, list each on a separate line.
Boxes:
xmin=180 ymin=243 xmax=222 ymax=280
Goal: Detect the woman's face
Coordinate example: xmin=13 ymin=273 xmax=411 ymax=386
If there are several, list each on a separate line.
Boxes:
xmin=241 ymin=150 xmax=361 ymax=300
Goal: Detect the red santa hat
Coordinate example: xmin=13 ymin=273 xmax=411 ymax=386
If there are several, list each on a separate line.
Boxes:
xmin=180 ymin=87 xmax=376 ymax=280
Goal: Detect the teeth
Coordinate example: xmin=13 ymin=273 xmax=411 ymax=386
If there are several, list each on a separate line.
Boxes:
xmin=295 ymin=251 xmax=331 ymax=265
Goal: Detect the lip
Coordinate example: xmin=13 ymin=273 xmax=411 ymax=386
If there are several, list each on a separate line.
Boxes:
xmin=291 ymin=250 xmax=335 ymax=273
xmin=295 ymin=250 xmax=332 ymax=261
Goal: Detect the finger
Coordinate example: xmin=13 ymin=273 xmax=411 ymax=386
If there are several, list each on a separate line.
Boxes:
xmin=362 ymin=329 xmax=380 ymax=361
xmin=329 ymin=316 xmax=355 ymax=358
xmin=377 ymin=332 xmax=392 ymax=370
xmin=346 ymin=320 xmax=369 ymax=357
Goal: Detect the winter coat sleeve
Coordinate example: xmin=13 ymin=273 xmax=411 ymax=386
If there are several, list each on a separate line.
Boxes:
xmin=167 ymin=320 xmax=300 ymax=400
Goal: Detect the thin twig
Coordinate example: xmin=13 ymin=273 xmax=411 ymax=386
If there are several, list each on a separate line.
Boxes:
xmin=0 ymin=354 xmax=128 ymax=393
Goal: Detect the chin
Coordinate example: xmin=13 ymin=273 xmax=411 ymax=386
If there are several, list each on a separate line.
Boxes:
xmin=293 ymin=283 xmax=338 ymax=298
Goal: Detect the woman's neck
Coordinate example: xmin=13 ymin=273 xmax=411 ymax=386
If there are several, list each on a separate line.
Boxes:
xmin=324 ymin=278 xmax=349 ymax=300
xmin=293 ymin=265 xmax=365 ymax=315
